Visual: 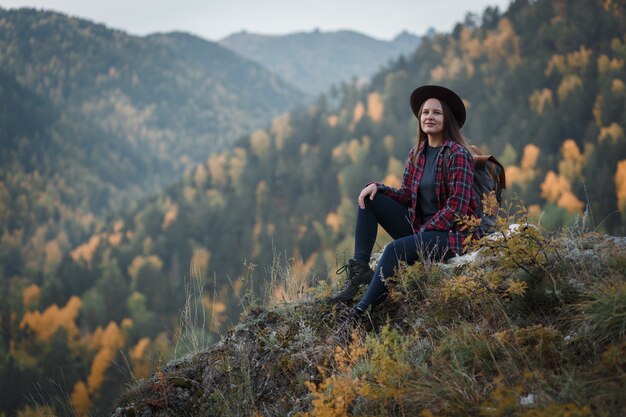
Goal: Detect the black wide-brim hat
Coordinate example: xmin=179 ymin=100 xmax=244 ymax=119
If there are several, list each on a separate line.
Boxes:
xmin=410 ymin=85 xmax=466 ymax=128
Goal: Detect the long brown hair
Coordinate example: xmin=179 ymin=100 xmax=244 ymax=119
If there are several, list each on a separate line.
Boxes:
xmin=416 ymin=98 xmax=469 ymax=151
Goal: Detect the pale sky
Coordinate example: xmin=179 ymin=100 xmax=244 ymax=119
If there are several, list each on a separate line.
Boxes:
xmin=0 ymin=0 xmax=512 ymax=41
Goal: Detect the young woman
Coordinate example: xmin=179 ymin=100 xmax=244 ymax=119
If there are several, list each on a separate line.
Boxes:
xmin=332 ymin=85 xmax=481 ymax=316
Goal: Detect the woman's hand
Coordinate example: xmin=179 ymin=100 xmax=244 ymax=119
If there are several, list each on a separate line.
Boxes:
xmin=358 ymin=183 xmax=378 ymax=209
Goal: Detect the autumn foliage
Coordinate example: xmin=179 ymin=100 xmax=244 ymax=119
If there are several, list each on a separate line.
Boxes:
xmin=1 ymin=0 xmax=626 ymax=415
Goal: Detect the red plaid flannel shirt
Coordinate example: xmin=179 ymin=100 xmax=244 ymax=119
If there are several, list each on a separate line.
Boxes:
xmin=374 ymin=139 xmax=481 ymax=255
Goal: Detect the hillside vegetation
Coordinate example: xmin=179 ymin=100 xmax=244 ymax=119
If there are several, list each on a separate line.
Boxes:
xmin=2 ymin=0 xmax=626 ymax=416
xmin=111 ymin=224 xmax=626 ymax=416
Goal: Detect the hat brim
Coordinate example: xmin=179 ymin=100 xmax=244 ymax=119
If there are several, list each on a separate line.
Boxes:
xmin=410 ymin=85 xmax=466 ymax=128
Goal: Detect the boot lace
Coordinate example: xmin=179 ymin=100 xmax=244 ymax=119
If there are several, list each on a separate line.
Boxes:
xmin=336 ymin=260 xmax=360 ymax=278
xmin=335 ymin=263 xmax=350 ymax=276
xmin=336 ymin=260 xmax=368 ymax=284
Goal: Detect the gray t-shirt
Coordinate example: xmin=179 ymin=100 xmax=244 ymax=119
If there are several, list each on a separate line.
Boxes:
xmin=418 ymin=144 xmax=442 ymax=222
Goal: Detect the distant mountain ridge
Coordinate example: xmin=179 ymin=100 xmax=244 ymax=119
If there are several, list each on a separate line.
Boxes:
xmin=0 ymin=7 xmax=306 ymax=255
xmin=0 ymin=8 xmax=304 ymax=171
xmin=219 ymin=29 xmax=421 ymax=95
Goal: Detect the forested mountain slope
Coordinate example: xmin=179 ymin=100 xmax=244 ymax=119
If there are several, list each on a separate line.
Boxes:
xmin=0 ymin=8 xmax=303 ymax=168
xmin=0 ymin=8 xmax=303 ymax=415
xmin=0 ymin=7 xmax=307 ymax=290
xmin=0 ymin=67 xmax=167 ymax=291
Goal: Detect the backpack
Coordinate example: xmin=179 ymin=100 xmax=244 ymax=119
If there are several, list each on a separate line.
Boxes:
xmin=442 ymin=145 xmax=506 ymax=233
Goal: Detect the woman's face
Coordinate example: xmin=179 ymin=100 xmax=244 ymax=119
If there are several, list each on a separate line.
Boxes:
xmin=420 ymin=98 xmax=445 ymax=136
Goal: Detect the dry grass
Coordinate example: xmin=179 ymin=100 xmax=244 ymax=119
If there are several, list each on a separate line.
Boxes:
xmin=113 ymin=218 xmax=626 ymax=417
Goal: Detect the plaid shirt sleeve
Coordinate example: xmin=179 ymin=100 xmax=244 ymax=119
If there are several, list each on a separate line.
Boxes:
xmin=420 ymin=143 xmax=474 ymax=232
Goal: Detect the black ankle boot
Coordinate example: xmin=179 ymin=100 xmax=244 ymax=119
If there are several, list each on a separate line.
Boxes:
xmin=331 ymin=259 xmax=374 ymax=302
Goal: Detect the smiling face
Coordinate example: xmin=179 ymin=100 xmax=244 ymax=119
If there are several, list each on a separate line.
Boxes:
xmin=420 ymin=98 xmax=445 ymax=142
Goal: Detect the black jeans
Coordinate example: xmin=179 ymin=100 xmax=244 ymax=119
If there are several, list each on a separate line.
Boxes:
xmin=353 ymin=194 xmax=451 ymax=311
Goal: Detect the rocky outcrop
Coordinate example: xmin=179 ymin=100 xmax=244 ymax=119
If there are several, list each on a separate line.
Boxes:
xmin=112 ymin=233 xmax=626 ymax=417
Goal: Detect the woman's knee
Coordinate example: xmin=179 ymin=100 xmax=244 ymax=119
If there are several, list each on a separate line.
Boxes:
xmin=382 ymin=241 xmax=399 ymax=257
xmin=363 ymin=193 xmax=383 ymax=209
xmin=378 ymin=242 xmax=403 ymax=277
xmin=364 ymin=194 xmax=395 ymax=215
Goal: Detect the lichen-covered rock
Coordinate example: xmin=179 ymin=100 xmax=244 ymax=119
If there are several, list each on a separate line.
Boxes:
xmin=112 ymin=301 xmax=346 ymax=416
